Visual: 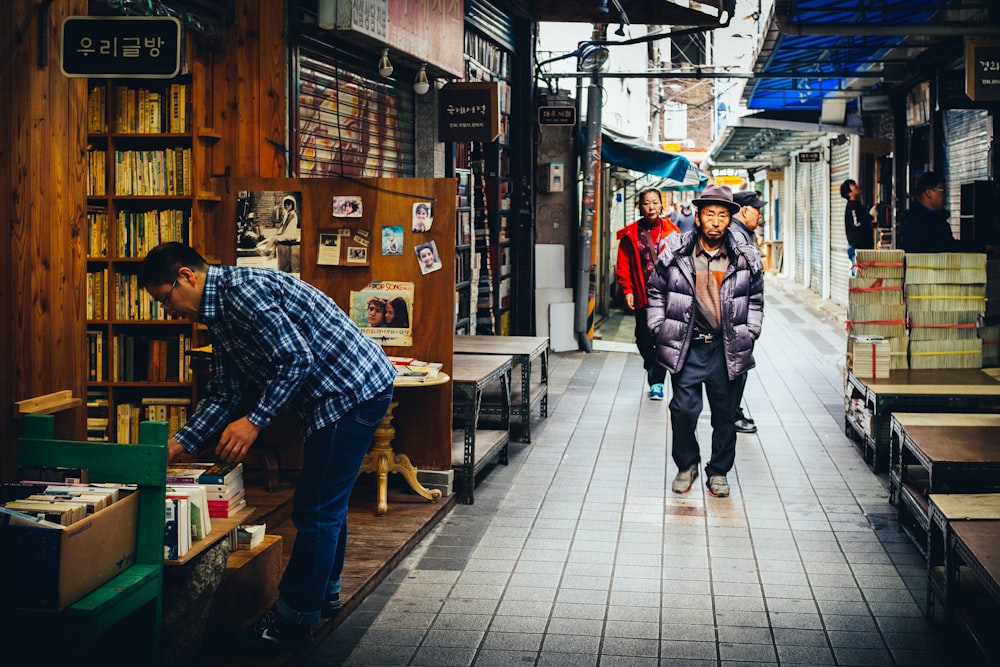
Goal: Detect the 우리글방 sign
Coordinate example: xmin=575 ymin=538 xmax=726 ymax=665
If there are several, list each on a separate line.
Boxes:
xmin=61 ymin=16 xmax=182 ymax=78
xmin=438 ymin=82 xmax=500 ymax=143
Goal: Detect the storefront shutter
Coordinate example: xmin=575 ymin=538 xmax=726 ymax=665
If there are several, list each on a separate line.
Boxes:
xmin=809 ymin=161 xmax=825 ymax=293
xmin=465 ymin=0 xmax=515 ymax=51
xmin=296 ymin=47 xmax=416 ymax=177
xmin=794 ymin=164 xmax=809 ymax=284
xmin=944 ymin=109 xmax=990 ymax=238
xmin=829 ymin=140 xmax=851 ymax=305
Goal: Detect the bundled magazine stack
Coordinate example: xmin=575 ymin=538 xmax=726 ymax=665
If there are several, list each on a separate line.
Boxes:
xmin=848 ymin=249 xmax=907 ymax=374
xmin=983 ymin=259 xmax=1000 ymax=367
xmin=904 ymin=252 xmax=986 ymax=369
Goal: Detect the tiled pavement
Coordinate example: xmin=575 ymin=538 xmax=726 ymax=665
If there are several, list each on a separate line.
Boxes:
xmin=306 ymin=275 xmax=961 ymax=666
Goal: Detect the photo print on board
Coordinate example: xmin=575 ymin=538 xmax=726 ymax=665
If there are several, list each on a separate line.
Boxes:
xmin=349 ymin=281 xmax=414 ymax=347
xmin=235 ymin=190 xmax=303 ymax=276
xmin=412 ymin=202 xmax=433 ymax=232
xmin=414 ymin=240 xmax=443 ymax=275
xmin=332 ymin=195 xmax=363 ymax=218
xmin=382 ymin=225 xmax=403 ymax=256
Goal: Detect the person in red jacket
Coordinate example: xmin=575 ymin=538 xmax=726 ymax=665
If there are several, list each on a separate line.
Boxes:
xmin=616 ymin=188 xmax=680 ymax=400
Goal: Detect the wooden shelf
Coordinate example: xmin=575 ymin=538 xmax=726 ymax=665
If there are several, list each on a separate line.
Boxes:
xmin=164 ymin=505 xmax=256 ymax=566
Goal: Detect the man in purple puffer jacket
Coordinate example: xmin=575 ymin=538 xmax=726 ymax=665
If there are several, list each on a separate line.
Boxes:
xmin=646 ymin=185 xmax=764 ymax=498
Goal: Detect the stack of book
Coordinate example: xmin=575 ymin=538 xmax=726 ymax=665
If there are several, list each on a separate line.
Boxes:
xmin=904 ymin=252 xmax=986 ymax=369
xmin=166 ymin=462 xmax=246 ymax=519
xmin=389 ymin=356 xmax=444 ymax=383
xmin=848 ymin=250 xmax=907 ymax=372
xmin=850 ymin=335 xmax=891 ymax=379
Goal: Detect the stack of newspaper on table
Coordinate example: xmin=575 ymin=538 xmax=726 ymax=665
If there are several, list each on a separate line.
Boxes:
xmin=849 ymin=335 xmax=891 ymax=379
xmin=904 ymin=252 xmax=986 ymax=369
xmin=389 ymin=356 xmax=443 ymax=384
xmin=848 ymin=249 xmax=907 ymax=372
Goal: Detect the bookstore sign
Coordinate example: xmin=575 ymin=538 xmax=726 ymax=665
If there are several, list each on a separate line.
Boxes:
xmin=966 ymin=39 xmax=1000 ymax=102
xmin=438 ymin=82 xmax=500 ymax=143
xmin=61 ymin=16 xmax=182 ymax=79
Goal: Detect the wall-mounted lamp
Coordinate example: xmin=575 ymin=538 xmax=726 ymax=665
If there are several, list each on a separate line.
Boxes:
xmin=413 ymin=64 xmax=430 ymax=95
xmin=377 ymin=48 xmax=393 ymax=78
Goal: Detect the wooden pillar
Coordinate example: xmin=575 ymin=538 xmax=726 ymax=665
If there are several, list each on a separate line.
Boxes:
xmin=1 ymin=0 xmax=89 ymax=480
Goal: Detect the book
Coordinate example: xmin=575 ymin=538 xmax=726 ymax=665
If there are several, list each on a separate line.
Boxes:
xmin=207 ymin=493 xmax=247 ymax=519
xmin=164 ymin=498 xmax=180 ymax=559
xmin=197 ymin=462 xmax=243 ymax=486
xmin=165 ymin=484 xmax=212 ymax=540
xmin=236 ymin=524 xmax=266 ymax=550
xmin=206 ymin=488 xmax=245 ymax=511
xmin=16 ymin=465 xmax=88 ymax=484
xmin=4 ymin=499 xmax=88 ymax=526
xmin=165 ymin=462 xmax=214 ymax=484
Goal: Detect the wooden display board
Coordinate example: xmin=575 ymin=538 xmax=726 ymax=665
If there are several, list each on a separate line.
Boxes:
xmin=222 ymin=177 xmax=456 ymax=471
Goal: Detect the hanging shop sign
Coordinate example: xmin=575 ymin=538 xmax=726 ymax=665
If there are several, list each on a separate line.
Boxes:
xmin=538 ymin=106 xmax=577 ymax=126
xmin=438 ymin=83 xmax=500 ymax=143
xmin=797 ymin=151 xmax=821 ymax=163
xmin=61 ymin=16 xmax=182 ymax=78
xmin=965 ymin=39 xmax=1000 ymax=102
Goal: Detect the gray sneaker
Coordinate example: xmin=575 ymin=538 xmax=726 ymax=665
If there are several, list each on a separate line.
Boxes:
xmin=707 ymin=475 xmax=730 ymax=498
xmin=671 ymin=464 xmax=699 ymax=494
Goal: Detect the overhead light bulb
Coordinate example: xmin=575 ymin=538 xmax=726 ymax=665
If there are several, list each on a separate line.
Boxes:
xmin=413 ymin=63 xmax=430 ymax=95
xmin=377 ymin=48 xmax=393 ymax=78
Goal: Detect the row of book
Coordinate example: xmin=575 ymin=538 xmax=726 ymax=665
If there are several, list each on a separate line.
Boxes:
xmin=111 ymin=272 xmax=184 ymax=321
xmin=114 ymin=208 xmax=189 ymax=258
xmin=166 ymin=462 xmax=246 ymax=518
xmin=87 ymin=83 xmax=190 ymax=134
xmin=113 ymin=148 xmax=192 ymax=196
xmin=87 ymin=147 xmax=107 ymax=196
xmin=109 ymin=332 xmax=193 ymax=383
xmin=2 ymin=479 xmax=127 ymax=528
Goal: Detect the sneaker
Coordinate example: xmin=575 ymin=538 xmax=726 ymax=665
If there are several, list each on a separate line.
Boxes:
xmin=734 ymin=417 xmax=757 ymax=434
xmin=649 ymin=384 xmax=664 ymax=400
xmin=707 ymin=475 xmax=730 ymax=498
xmin=735 ymin=408 xmax=755 ymax=425
xmin=671 ymin=464 xmax=699 ymax=494
xmin=237 ymin=609 xmax=311 ymax=652
xmin=322 ymin=592 xmax=341 ymax=618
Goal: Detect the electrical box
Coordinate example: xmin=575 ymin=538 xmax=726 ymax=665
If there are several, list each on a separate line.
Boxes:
xmin=542 ymin=162 xmax=565 ymax=193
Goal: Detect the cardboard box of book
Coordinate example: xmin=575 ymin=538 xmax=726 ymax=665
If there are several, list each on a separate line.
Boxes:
xmin=0 ymin=490 xmax=138 ymax=611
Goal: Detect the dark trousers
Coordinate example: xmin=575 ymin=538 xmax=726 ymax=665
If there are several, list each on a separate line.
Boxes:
xmin=668 ymin=337 xmax=739 ymax=477
xmin=634 ymin=307 xmax=666 ymax=386
xmin=733 ymin=371 xmax=748 ymax=416
xmin=275 ymin=388 xmax=393 ymax=625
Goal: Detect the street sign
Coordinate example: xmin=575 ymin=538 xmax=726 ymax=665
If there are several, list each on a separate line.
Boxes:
xmin=538 ymin=105 xmax=577 ymax=126
xmin=61 ymin=16 xmax=182 ymax=79
xmin=439 ymin=83 xmax=500 ymax=143
xmin=797 ymin=151 xmax=821 ymax=163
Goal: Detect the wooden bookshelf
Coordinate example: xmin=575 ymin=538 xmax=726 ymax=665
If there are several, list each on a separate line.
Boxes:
xmin=85 ymin=73 xmax=202 ymax=443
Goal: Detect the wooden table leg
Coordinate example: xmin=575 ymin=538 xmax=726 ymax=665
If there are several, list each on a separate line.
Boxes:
xmin=359 ymin=400 xmax=442 ymax=515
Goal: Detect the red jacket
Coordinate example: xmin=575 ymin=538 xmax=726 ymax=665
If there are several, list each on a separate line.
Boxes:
xmin=616 ymin=217 xmax=680 ymax=310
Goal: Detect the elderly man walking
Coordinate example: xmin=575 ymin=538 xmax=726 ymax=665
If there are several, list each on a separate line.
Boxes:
xmin=646 ymin=185 xmax=764 ymax=498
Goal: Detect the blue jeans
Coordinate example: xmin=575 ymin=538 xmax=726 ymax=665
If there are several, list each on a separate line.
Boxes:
xmin=274 ymin=387 xmax=393 ymax=625
xmin=668 ymin=337 xmax=739 ymax=477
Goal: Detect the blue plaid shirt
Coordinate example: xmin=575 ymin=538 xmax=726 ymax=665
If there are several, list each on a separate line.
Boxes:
xmin=173 ymin=265 xmax=396 ymax=453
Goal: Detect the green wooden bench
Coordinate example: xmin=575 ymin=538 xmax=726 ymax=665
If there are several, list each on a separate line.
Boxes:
xmin=4 ymin=413 xmax=167 ymax=663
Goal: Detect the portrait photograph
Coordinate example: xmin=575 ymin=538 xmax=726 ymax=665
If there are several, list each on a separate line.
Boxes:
xmin=332 ymin=195 xmax=363 ymax=218
xmin=411 ymin=201 xmax=433 ymax=232
xmin=382 ymin=225 xmax=403 ymax=256
xmin=235 ymin=189 xmax=303 ymax=276
xmin=414 ymin=240 xmax=443 ymax=275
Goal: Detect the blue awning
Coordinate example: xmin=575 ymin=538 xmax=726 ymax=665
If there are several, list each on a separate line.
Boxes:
xmin=601 ymin=128 xmax=708 ymax=189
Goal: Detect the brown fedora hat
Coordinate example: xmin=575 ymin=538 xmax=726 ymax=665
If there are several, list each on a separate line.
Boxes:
xmin=692 ymin=185 xmax=741 ymax=215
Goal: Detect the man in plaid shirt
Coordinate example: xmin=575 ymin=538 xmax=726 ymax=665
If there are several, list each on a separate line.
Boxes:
xmin=141 ymin=242 xmax=395 ymax=651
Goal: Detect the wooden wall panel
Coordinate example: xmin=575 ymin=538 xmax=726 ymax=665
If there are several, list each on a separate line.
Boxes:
xmin=227 ymin=176 xmax=457 ymax=470
xmin=2 ymin=0 xmax=88 ymax=481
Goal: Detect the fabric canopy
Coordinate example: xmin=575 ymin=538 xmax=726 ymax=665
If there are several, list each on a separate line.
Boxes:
xmin=601 ymin=127 xmax=708 ymax=189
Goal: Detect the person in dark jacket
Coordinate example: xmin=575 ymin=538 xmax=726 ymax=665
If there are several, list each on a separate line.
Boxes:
xmin=616 ymin=188 xmax=680 ymax=400
xmin=730 ymin=190 xmax=767 ymax=435
xmin=646 ymin=185 xmax=764 ymax=498
xmin=896 ymin=171 xmax=997 ymax=255
xmin=840 ymin=179 xmax=875 ymax=265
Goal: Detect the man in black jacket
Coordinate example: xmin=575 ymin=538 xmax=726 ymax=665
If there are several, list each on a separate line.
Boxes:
xmin=840 ymin=179 xmax=875 ymax=267
xmin=896 ymin=171 xmax=997 ymax=255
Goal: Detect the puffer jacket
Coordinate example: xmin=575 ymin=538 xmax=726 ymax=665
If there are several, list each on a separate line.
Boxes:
xmin=646 ymin=230 xmax=764 ymax=380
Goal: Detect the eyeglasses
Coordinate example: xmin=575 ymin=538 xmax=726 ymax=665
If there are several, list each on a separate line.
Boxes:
xmin=157 ymin=278 xmax=179 ymax=308
xmin=931 ymin=187 xmax=946 ymax=192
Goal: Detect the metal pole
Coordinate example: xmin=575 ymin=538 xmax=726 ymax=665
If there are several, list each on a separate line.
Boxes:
xmin=575 ymin=78 xmax=602 ymax=351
